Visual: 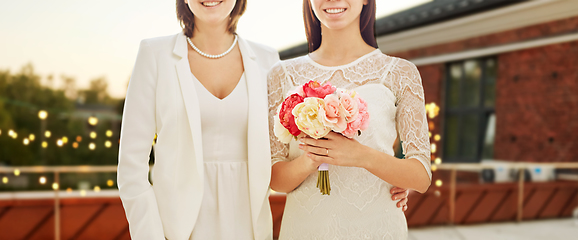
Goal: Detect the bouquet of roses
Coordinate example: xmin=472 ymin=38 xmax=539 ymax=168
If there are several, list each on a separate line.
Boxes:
xmin=274 ymin=80 xmax=370 ymax=195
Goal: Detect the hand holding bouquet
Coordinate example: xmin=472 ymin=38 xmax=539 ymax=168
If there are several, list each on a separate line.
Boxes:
xmin=274 ymin=81 xmax=370 ymax=195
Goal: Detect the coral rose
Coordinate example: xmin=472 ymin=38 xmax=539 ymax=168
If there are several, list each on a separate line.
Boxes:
xmin=279 ymin=93 xmax=304 ymax=136
xmin=302 ymin=81 xmax=336 ymax=99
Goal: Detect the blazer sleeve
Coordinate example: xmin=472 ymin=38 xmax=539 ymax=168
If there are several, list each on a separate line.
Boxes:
xmin=117 ymin=39 xmax=165 ymax=239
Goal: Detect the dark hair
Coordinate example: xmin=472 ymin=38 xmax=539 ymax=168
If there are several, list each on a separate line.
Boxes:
xmin=303 ymin=0 xmax=378 ymax=53
xmin=176 ymin=0 xmax=247 ymax=38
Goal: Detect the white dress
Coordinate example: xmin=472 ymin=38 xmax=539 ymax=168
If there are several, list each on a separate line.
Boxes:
xmin=190 ymin=73 xmax=254 ymax=240
xmin=267 ymin=50 xmax=432 ymax=239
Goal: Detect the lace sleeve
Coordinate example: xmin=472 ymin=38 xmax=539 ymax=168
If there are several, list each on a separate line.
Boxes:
xmin=393 ymin=59 xmax=432 ymax=180
xmin=268 ymin=62 xmax=290 ymax=166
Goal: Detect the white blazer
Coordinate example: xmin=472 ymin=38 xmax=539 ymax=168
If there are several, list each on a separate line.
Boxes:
xmin=117 ymin=32 xmax=280 ymax=240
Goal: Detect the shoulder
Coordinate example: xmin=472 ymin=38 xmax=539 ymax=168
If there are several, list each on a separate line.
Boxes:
xmin=138 ymin=33 xmax=180 ymax=54
xmin=267 ymin=55 xmax=308 ymax=77
xmin=387 ymin=55 xmax=419 ymax=73
xmin=244 ymin=39 xmax=278 ymax=57
xmin=243 ymin=38 xmax=280 ymax=67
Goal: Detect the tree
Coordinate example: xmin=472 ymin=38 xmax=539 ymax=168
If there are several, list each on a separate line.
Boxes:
xmin=0 ymin=64 xmax=121 ymax=166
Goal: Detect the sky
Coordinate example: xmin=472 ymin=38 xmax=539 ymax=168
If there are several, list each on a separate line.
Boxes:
xmin=0 ymin=0 xmax=431 ymax=98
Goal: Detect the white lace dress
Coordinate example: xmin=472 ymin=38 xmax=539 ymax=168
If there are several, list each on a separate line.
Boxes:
xmin=267 ymin=50 xmax=432 ymax=240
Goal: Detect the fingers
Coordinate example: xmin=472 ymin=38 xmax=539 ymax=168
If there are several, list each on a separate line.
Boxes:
xmin=396 ymin=198 xmax=408 ymax=211
xmin=304 ymin=151 xmax=334 ymax=165
xmin=390 ymin=187 xmax=409 ymax=196
xmin=299 ymin=137 xmax=328 ymax=149
xmin=299 ymin=144 xmax=329 ymax=156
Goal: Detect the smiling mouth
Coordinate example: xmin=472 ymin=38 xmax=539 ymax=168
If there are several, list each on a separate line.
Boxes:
xmin=202 ymin=1 xmax=222 ymax=7
xmin=324 ymin=8 xmax=346 ymax=14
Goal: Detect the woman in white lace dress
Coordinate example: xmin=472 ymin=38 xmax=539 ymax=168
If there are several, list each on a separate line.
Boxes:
xmin=268 ymin=0 xmax=432 ymax=239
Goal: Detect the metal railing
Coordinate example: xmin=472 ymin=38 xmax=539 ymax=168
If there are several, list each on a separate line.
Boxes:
xmin=436 ymin=162 xmax=578 ymax=223
xmin=0 ymin=165 xmax=117 ymax=240
xmin=1 ymin=162 xmax=578 ymax=239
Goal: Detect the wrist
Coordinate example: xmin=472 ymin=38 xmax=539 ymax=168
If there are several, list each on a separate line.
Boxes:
xmin=361 ymin=146 xmax=380 ymax=170
xmin=297 ymin=154 xmax=319 ymax=174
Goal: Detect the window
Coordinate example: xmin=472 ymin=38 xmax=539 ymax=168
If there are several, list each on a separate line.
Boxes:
xmin=443 ymin=58 xmax=497 ymax=163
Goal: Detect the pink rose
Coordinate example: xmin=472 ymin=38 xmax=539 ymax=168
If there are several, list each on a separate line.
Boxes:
xmin=341 ymin=97 xmax=370 ymax=138
xmin=279 ymin=93 xmax=304 ymax=136
xmin=353 ymin=98 xmax=370 ymax=131
xmin=321 ymin=94 xmax=347 ymax=132
xmin=302 ymin=81 xmax=336 ymax=99
xmin=339 ymin=91 xmax=359 ymax=122
xmin=341 ymin=124 xmax=358 ymax=138
xmin=349 ymin=110 xmax=370 ymax=132
xmin=357 ymin=96 xmax=368 ymax=112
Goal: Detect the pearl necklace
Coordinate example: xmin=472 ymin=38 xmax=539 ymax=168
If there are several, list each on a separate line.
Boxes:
xmin=186 ymin=35 xmax=238 ymax=59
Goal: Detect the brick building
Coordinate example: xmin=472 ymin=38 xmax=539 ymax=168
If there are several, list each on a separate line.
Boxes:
xmin=282 ymin=0 xmax=578 ymax=165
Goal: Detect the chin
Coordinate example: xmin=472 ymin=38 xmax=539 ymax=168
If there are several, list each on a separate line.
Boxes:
xmin=320 ymin=19 xmax=355 ymax=31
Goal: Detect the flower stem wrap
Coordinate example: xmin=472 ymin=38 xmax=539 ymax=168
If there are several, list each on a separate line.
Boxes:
xmin=316 ymin=163 xmax=331 ymax=195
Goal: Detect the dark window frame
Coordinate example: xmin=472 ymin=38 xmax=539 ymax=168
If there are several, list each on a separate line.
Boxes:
xmin=443 ymin=57 xmax=497 ymax=163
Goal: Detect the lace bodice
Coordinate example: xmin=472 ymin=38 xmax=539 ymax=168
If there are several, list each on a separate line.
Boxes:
xmin=267 ymin=50 xmax=431 ymax=239
xmin=268 ymin=50 xmax=431 ymax=177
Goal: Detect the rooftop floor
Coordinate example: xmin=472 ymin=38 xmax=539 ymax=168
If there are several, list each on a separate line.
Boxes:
xmin=409 ymin=218 xmax=578 ymax=240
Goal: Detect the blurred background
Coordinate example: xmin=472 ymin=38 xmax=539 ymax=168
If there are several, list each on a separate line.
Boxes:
xmin=1 ymin=0 xmax=578 ymax=239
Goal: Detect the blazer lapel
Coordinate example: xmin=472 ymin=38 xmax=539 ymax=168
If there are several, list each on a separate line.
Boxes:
xmin=239 ymin=37 xmax=272 ymax=237
xmin=173 ymin=32 xmax=205 ymax=186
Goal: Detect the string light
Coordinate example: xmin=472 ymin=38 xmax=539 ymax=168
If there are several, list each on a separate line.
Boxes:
xmin=2 ymin=177 xmax=8 ymax=184
xmin=66 ymin=188 xmax=72 ymax=193
xmin=23 ymin=138 xmax=30 ymax=145
xmin=45 ymin=131 xmax=51 ymax=138
xmin=425 ymin=103 xmax=440 ymax=119
xmin=62 ymin=136 xmax=68 ymax=144
xmin=435 ymin=179 xmax=443 ymax=187
xmin=52 ymin=183 xmax=59 ymax=190
xmin=80 ymin=190 xmax=86 ymax=197
xmin=72 ymin=142 xmax=79 ymax=149
xmin=0 ymin=129 xmax=2 ymax=136
xmin=106 ymin=130 xmax=113 ymax=137
xmin=107 ymin=179 xmax=114 ymax=187
xmin=42 ymin=141 xmax=48 ymax=148
xmin=38 ymin=110 xmax=48 ymax=120
xmin=39 ymin=176 xmax=47 ymax=184
xmin=435 ymin=158 xmax=442 ymax=165
xmin=76 ymin=136 xmax=82 ymax=142
xmin=431 ymin=143 xmax=437 ymax=153
xmin=11 ymin=132 xmax=17 ymax=139
xmin=105 ymin=141 xmax=112 ymax=148
xmin=88 ymin=116 xmax=98 ymax=126
xmin=8 ymin=129 xmax=15 ymax=137
xmin=14 ymin=169 xmax=20 ymax=176
xmin=29 ymin=134 xmax=35 ymax=141
xmin=434 ymin=134 xmax=441 ymax=141
xmin=94 ymin=186 xmax=101 ymax=192
xmin=89 ymin=143 xmax=96 ymax=150
xmin=90 ymin=132 xmax=97 ymax=139
xmin=431 ymin=165 xmax=438 ymax=172
xmin=57 ymin=139 xmax=64 ymax=147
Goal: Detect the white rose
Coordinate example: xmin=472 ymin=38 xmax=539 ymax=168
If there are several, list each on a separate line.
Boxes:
xmin=274 ymin=116 xmax=293 ymax=144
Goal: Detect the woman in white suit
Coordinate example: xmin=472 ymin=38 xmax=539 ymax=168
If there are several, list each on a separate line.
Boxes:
xmin=118 ymin=0 xmax=278 ymax=239
xmin=118 ymin=0 xmax=410 ymax=239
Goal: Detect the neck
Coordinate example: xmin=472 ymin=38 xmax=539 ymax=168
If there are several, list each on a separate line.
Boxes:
xmin=314 ymin=20 xmax=375 ymax=62
xmin=190 ymin=20 xmax=235 ymax=54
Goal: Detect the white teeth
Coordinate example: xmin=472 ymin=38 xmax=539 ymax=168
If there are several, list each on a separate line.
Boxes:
xmin=325 ymin=8 xmax=345 ymax=14
xmin=202 ymin=1 xmax=220 ymax=7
